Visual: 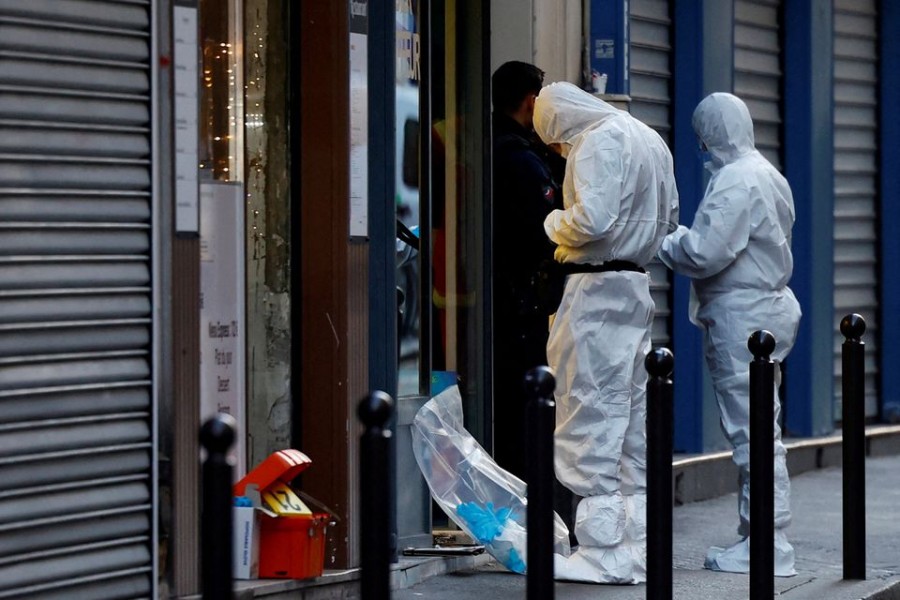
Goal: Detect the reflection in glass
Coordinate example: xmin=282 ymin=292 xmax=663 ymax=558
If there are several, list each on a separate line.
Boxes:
xmin=199 ymin=0 xmax=244 ymax=181
xmin=429 ymin=0 xmax=489 ymax=444
xmin=243 ymin=0 xmax=293 ymax=464
xmin=397 ymin=1 xmax=422 ymax=398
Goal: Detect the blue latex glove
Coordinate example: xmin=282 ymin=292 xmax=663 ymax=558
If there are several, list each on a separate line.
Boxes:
xmin=506 ymin=548 xmax=526 ymax=573
xmin=456 ymin=501 xmax=514 ymax=544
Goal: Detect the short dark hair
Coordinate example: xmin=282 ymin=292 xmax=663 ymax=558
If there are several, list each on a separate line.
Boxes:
xmin=491 ymin=61 xmax=545 ymax=114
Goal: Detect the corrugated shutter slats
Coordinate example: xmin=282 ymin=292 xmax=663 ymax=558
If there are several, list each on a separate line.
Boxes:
xmin=833 ymin=0 xmax=879 ymax=419
xmin=630 ymin=0 xmax=673 ymax=348
xmin=0 ymin=508 xmax=149 ymax=557
xmin=629 ymin=0 xmax=672 ymax=144
xmin=0 ymin=0 xmax=154 ymax=597
xmin=0 ymin=122 xmax=150 ymax=158
xmin=0 ymin=444 xmax=151 ymax=490
xmin=0 ymin=0 xmax=150 ymax=30
xmin=734 ymin=0 xmax=783 ymax=170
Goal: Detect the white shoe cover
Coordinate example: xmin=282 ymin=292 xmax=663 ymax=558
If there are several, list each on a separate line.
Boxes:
xmin=704 ymin=530 xmax=796 ymax=577
xmin=573 ymin=494 xmax=626 ymax=547
xmin=554 ymin=542 xmax=645 ymax=584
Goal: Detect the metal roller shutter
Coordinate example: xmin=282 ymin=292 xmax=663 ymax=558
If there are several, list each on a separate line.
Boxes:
xmin=0 ymin=0 xmax=155 ymax=597
xmin=734 ymin=0 xmax=783 ymax=171
xmin=630 ymin=0 xmax=673 ymax=349
xmin=833 ymin=0 xmax=880 ymax=419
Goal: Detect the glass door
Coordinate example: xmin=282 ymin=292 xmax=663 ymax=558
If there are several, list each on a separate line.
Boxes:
xmin=429 ymin=0 xmax=491 ymax=444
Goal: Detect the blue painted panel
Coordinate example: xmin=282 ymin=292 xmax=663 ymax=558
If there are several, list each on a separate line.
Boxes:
xmin=783 ymin=0 xmax=834 ymax=436
xmin=879 ymin=0 xmax=900 ymax=422
xmin=368 ymin=0 xmax=398 ymax=398
xmin=367 ymin=0 xmax=399 ymax=562
xmin=590 ymin=0 xmax=629 ymax=94
xmin=671 ymin=0 xmax=706 ymax=453
xmin=669 ymin=0 xmax=736 ymax=452
xmin=698 ymin=0 xmax=733 ymax=453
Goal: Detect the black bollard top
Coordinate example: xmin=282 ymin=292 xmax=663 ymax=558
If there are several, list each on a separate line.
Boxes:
xmin=840 ymin=313 xmax=866 ymax=342
xmin=200 ymin=413 xmax=237 ymax=454
xmin=645 ymin=347 xmax=674 ymax=378
xmin=358 ymin=391 xmax=394 ymax=430
xmin=748 ymin=330 xmax=776 ymax=359
xmin=524 ymin=365 xmax=556 ymax=398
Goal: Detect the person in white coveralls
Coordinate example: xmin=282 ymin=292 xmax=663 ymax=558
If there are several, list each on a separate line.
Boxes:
xmin=533 ymin=81 xmax=679 ymax=584
xmin=658 ymin=92 xmax=801 ymax=577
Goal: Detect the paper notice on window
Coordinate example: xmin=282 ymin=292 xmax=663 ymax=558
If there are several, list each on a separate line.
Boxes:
xmin=174 ymin=6 xmax=199 ymax=233
xmin=349 ymin=31 xmax=368 ymax=238
xmin=200 ymin=182 xmax=246 ymax=477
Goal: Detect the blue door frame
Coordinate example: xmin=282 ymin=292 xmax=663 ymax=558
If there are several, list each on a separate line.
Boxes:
xmin=671 ymin=0 xmax=734 ymax=452
xmin=783 ymin=0 xmax=835 ymax=437
xmin=879 ymin=0 xmax=900 ymax=422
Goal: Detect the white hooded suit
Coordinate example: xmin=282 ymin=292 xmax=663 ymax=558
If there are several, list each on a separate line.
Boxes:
xmin=533 ymin=82 xmax=679 ymax=584
xmin=658 ymin=92 xmax=802 ymax=576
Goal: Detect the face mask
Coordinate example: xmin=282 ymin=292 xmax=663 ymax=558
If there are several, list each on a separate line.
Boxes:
xmin=696 ymin=140 xmax=714 ymax=171
xmin=696 ymin=139 xmax=709 ymax=162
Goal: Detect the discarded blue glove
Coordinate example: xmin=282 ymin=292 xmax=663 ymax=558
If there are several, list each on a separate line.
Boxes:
xmin=505 ymin=548 xmax=526 ymax=574
xmin=456 ymin=501 xmax=514 ymax=544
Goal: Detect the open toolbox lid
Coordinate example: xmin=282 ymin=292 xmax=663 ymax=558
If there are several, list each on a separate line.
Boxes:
xmin=234 ymin=449 xmax=312 ymax=496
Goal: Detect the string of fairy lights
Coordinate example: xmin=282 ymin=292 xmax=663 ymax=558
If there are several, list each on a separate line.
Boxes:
xmin=198 ymin=10 xmax=269 ymax=247
xmin=246 ymin=18 xmax=266 ymax=247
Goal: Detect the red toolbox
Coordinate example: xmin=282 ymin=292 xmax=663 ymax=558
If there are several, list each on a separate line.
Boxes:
xmin=235 ymin=450 xmax=332 ymax=579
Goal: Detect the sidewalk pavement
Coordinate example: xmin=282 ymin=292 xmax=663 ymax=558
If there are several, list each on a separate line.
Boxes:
xmin=394 ymin=454 xmax=900 ymax=600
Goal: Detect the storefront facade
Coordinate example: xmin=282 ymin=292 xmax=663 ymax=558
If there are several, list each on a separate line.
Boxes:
xmin=1 ymin=1 xmax=899 ymax=597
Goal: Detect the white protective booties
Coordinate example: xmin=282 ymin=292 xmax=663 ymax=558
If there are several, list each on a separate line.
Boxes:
xmin=555 ymin=542 xmax=645 ymax=584
xmin=704 ymin=529 xmax=796 ymax=577
xmin=553 ymin=494 xmax=646 ymax=584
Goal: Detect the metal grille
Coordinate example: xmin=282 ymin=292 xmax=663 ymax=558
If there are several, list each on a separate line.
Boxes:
xmin=833 ymin=0 xmax=880 ymax=419
xmin=734 ymin=0 xmax=783 ymax=170
xmin=630 ymin=0 xmax=672 ymax=348
xmin=0 ymin=0 xmax=155 ymax=597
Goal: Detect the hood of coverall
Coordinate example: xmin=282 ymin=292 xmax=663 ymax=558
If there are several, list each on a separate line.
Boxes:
xmin=533 ymin=81 xmax=621 ymax=148
xmin=691 ymin=92 xmax=755 ymax=172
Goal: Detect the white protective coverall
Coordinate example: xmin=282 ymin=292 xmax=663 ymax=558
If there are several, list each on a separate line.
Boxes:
xmin=658 ymin=92 xmax=802 ymax=577
xmin=533 ymin=82 xmax=679 ymax=584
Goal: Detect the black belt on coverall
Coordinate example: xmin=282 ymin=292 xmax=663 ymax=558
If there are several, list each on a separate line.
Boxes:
xmin=535 ymin=259 xmax=646 ymax=315
xmin=556 ymin=260 xmax=646 ymax=276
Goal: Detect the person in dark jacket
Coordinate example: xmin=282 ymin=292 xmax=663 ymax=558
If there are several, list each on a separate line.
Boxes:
xmin=491 ymin=61 xmax=564 ymax=480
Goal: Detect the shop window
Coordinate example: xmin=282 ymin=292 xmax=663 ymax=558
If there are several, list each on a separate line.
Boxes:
xmin=429 ymin=0 xmax=491 ymax=444
xmin=198 ymin=0 xmax=293 ymax=474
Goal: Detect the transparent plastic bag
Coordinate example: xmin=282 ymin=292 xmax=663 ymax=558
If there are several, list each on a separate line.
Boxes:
xmin=411 ymin=385 xmax=572 ymax=573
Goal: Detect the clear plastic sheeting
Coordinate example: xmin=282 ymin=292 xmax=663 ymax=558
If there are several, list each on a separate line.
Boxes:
xmin=411 ymin=385 xmax=571 ymax=573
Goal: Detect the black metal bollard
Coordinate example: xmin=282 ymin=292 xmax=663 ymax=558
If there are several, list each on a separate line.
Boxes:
xmin=525 ymin=366 xmax=556 ymax=600
xmin=358 ymin=391 xmax=395 ymax=600
xmin=646 ymin=348 xmax=675 ymax=600
xmin=841 ymin=314 xmax=867 ymax=580
xmin=749 ymin=330 xmax=776 ymax=599
xmin=200 ymin=413 xmax=237 ymax=600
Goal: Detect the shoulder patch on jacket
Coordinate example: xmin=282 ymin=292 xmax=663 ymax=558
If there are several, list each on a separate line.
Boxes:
xmin=542 ymin=185 xmax=556 ymax=204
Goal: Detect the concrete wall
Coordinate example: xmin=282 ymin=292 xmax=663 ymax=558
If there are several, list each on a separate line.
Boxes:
xmin=490 ymin=0 xmax=533 ymax=73
xmin=491 ymin=0 xmax=583 ymax=87
xmin=534 ymin=0 xmax=583 ymax=85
